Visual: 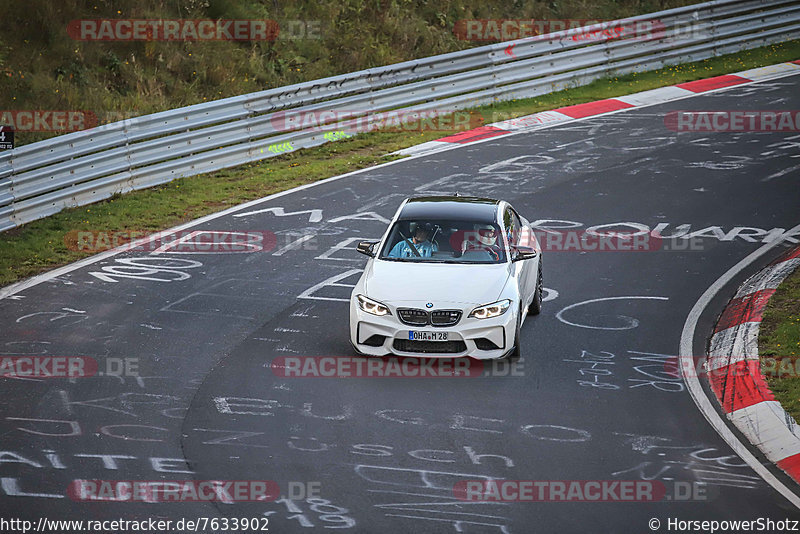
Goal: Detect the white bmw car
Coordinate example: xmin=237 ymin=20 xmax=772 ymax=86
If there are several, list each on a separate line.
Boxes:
xmin=349 ymin=196 xmax=542 ymax=359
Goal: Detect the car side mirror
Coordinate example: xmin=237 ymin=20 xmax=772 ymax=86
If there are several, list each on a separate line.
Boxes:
xmin=356 ymin=240 xmax=378 ymax=257
xmin=511 ymin=245 xmax=538 ymax=261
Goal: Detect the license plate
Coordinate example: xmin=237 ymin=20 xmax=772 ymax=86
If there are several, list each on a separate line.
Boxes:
xmin=408 ymin=331 xmax=449 ymax=341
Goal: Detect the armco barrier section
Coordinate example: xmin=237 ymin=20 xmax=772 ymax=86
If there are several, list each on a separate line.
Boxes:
xmin=1 ymin=0 xmax=798 ymax=231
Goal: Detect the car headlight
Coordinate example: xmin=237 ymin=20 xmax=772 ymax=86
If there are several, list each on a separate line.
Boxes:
xmin=356 ymin=294 xmax=391 ymax=316
xmin=469 ymin=299 xmax=511 ymax=319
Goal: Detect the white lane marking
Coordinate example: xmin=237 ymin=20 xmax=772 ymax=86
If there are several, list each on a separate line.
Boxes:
xmin=4 ymin=67 xmax=800 ymax=301
xmin=679 ymin=221 xmax=800 ymax=510
xmin=555 ymin=296 xmax=669 ymax=330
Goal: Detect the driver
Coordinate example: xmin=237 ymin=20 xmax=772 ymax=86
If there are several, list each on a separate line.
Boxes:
xmin=463 ymin=224 xmax=499 ymax=249
xmin=388 ymin=222 xmax=438 ymax=258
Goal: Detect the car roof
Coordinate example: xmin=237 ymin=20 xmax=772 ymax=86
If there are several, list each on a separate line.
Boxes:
xmin=398 ymin=196 xmax=501 ymax=223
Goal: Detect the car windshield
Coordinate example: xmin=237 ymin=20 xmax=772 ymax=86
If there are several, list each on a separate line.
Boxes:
xmin=379 ymin=219 xmax=507 ymax=263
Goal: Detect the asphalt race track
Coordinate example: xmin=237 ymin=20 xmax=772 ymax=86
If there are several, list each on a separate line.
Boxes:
xmin=1 ymin=73 xmax=799 ymax=533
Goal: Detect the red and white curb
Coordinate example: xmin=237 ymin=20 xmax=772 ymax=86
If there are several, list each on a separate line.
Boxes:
xmin=393 ymin=60 xmax=800 ymax=157
xmin=707 ymin=247 xmax=800 ymax=482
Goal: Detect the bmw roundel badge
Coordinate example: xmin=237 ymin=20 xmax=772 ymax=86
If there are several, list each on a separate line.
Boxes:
xmin=426 ymin=302 xmax=434 ymax=308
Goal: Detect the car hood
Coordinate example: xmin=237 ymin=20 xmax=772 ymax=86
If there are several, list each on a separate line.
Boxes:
xmin=364 ymin=259 xmax=511 ymax=306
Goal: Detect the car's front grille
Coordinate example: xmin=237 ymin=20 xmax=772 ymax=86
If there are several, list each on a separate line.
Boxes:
xmin=398 ymin=308 xmax=462 ymax=327
xmin=431 ymin=310 xmax=462 ymax=326
xmin=398 ymin=308 xmax=429 ymax=326
xmin=393 ymin=339 xmax=467 ymax=354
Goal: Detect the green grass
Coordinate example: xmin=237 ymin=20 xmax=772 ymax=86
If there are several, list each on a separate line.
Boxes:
xmin=1 ymin=39 xmax=799 ymax=287
xmin=760 ymin=266 xmax=800 ymax=421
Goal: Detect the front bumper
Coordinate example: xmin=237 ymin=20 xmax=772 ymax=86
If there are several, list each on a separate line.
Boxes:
xmin=349 ymin=298 xmax=516 ymax=360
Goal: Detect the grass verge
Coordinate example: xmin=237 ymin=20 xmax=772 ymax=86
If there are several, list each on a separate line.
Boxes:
xmin=1 ymin=39 xmax=799 ymax=288
xmin=760 ymin=264 xmax=800 ymax=421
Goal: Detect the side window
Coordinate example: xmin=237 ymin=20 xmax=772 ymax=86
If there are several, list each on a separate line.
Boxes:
xmin=505 ymin=207 xmax=521 ymax=246
xmin=511 ymin=210 xmax=522 ymax=246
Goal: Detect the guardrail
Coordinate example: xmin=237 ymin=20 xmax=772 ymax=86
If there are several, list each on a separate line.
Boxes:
xmin=1 ymin=0 xmax=798 ymax=232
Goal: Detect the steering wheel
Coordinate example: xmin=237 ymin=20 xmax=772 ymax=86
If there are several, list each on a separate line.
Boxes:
xmin=462 ymin=242 xmax=501 ymax=261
